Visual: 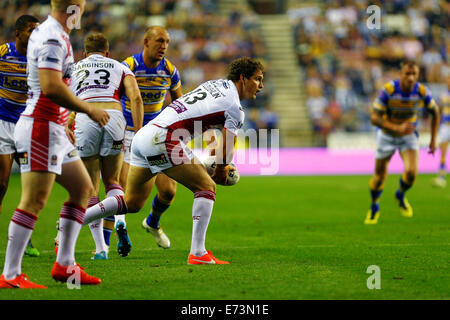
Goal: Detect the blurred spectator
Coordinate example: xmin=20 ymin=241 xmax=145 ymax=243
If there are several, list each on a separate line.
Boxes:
xmin=0 ymin=0 xmax=276 ymax=144
xmin=289 ymin=0 xmax=449 ymax=144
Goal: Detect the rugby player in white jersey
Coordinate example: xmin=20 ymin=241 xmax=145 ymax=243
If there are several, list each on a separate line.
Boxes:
xmin=63 ymin=33 xmax=143 ymax=260
xmin=82 ymin=57 xmax=264 ymax=265
xmin=0 ymin=0 xmax=109 ymax=289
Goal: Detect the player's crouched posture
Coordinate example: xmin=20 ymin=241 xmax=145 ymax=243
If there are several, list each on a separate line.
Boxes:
xmin=0 ymin=0 xmax=109 ymax=289
xmin=365 ymin=60 xmax=440 ymax=224
xmin=82 ymin=57 xmax=264 ymax=264
xmin=60 ymin=33 xmax=143 ymax=260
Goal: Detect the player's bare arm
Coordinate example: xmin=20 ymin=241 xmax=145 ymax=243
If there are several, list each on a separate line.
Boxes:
xmin=428 ymin=102 xmax=440 ymax=154
xmin=370 ymin=108 xmax=415 ymax=135
xmin=123 ymin=75 xmax=144 ymax=133
xmin=170 ymin=85 xmax=183 ymax=101
xmin=38 ymin=68 xmax=109 ymax=127
xmin=211 ymin=128 xmax=236 ymax=185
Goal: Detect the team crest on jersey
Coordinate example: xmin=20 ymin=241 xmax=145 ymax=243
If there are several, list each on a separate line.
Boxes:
xmin=51 ymin=155 xmax=58 ymax=166
xmin=157 ymin=70 xmax=167 ymax=76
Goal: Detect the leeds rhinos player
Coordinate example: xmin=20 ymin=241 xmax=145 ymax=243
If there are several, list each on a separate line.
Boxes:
xmin=0 ymin=15 xmax=39 ymax=257
xmin=102 ymin=26 xmax=183 ymax=256
xmin=66 ymin=33 xmax=143 ymax=260
xmin=0 ymin=0 xmax=109 ymax=289
xmin=365 ymin=60 xmax=440 ymax=224
xmin=431 ymin=75 xmax=450 ymax=188
xmin=82 ymin=57 xmax=264 ymax=265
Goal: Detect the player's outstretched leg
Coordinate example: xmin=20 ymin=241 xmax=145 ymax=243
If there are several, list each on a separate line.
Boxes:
xmin=142 ymin=174 xmax=176 ymax=249
xmin=88 ymin=196 xmax=108 ymax=260
xmin=396 ymin=150 xmax=417 ymax=218
xmin=142 ymin=193 xmax=171 ymax=249
xmin=395 ymin=175 xmax=414 ymax=217
xmin=365 ymin=158 xmax=388 ymax=225
xmin=104 ymin=184 xmax=132 ymax=257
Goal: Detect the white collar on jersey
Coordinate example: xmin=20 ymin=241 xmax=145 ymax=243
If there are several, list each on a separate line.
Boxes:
xmin=46 ymin=15 xmax=68 ymax=36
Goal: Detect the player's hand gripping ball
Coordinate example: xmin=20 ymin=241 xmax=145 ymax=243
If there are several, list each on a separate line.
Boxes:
xmin=202 ymin=156 xmax=240 ymax=186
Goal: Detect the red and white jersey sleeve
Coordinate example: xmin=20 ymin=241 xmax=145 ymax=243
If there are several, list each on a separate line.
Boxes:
xmin=152 ymin=79 xmax=244 ymax=138
xmin=22 ymin=15 xmax=74 ymax=126
xmin=70 ymin=54 xmax=134 ymax=103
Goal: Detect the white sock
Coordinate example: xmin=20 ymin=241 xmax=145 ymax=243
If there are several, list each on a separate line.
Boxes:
xmin=2 ymin=210 xmax=37 ymax=280
xmin=87 ymin=196 xmax=107 ymax=253
xmin=56 ymin=202 xmax=85 ymax=266
xmin=89 ymin=219 xmax=108 ymax=253
xmin=106 ymin=184 xmax=126 ymax=227
xmin=83 ymin=195 xmax=126 ymax=226
xmin=190 ymin=191 xmax=215 ymax=257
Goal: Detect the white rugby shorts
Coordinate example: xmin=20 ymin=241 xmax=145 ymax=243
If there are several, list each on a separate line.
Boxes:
xmin=437 ymin=123 xmax=450 ymax=144
xmin=14 ymin=116 xmax=80 ymax=175
xmin=0 ymin=119 xmax=16 ymax=155
xmin=74 ymin=110 xmax=126 ymax=157
xmin=130 ymin=123 xmax=194 ymax=174
xmin=375 ymin=129 xmax=419 ymax=159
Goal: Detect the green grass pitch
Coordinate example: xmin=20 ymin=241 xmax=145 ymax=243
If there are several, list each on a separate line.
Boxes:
xmin=0 ymin=173 xmax=448 ymax=300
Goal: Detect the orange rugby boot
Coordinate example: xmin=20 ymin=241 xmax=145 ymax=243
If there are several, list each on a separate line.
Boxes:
xmin=188 ymin=250 xmax=229 ymax=265
xmin=0 ymin=273 xmax=47 ymax=289
xmin=51 ymin=262 xmax=101 ymax=285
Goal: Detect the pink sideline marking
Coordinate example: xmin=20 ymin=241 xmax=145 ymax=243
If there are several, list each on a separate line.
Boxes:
xmin=229 ymin=148 xmax=443 ymax=176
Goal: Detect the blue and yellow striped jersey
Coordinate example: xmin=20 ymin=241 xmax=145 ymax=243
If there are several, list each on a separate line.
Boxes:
xmin=121 ymin=53 xmax=181 ymax=130
xmin=439 ymin=90 xmax=450 ymax=123
xmin=0 ymin=42 xmax=28 ymax=123
xmin=373 ymin=80 xmax=436 ymax=129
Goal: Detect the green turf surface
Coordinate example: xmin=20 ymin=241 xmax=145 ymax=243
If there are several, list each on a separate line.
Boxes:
xmin=0 ymin=173 xmax=448 ymax=300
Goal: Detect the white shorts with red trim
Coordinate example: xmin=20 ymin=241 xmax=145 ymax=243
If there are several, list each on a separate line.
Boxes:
xmin=74 ymin=110 xmax=126 ymax=158
xmin=130 ymin=123 xmax=194 ymax=174
xmin=0 ymin=119 xmax=16 ymax=155
xmin=14 ymin=116 xmax=80 ymax=175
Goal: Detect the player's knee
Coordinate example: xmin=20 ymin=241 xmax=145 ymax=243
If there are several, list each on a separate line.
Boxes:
xmin=372 ymin=174 xmax=386 ymax=188
xmin=158 ymin=189 xmax=176 ymax=203
xmin=194 ymin=179 xmax=216 ymax=194
xmin=123 ymin=195 xmax=142 ymax=213
xmin=0 ymin=180 xmax=8 ymax=196
xmin=22 ymin=197 xmax=46 ymax=215
xmin=403 ymin=170 xmax=417 ymax=184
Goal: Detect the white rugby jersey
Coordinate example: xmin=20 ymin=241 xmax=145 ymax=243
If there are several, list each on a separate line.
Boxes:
xmin=22 ymin=15 xmax=74 ymax=126
xmin=152 ymin=79 xmax=244 ymax=138
xmin=70 ymin=54 xmax=134 ymax=103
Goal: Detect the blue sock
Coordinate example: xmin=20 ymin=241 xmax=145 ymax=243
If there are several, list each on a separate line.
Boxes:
xmin=370 ymin=188 xmax=382 ymax=203
xmin=395 ymin=189 xmax=404 ymax=202
xmin=371 ymin=202 xmax=379 ymax=214
xmin=103 ymin=216 xmax=115 ymax=246
xmin=399 ymin=177 xmax=412 ymax=193
xmin=146 ymin=195 xmax=170 ymax=229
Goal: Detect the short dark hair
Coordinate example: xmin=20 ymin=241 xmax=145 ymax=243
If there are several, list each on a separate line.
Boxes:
xmin=400 ymin=59 xmax=419 ymax=69
xmin=84 ymin=33 xmax=109 ymax=54
xmin=227 ymin=57 xmax=264 ymax=82
xmin=15 ymin=15 xmax=39 ymax=32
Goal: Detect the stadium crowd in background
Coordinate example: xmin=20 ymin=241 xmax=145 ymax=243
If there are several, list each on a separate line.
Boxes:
xmin=0 ymin=0 xmax=275 ymax=134
xmin=289 ymin=0 xmax=449 ymax=144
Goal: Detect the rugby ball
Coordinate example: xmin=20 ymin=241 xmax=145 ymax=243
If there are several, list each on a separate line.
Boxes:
xmin=202 ymin=156 xmax=240 ymax=186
